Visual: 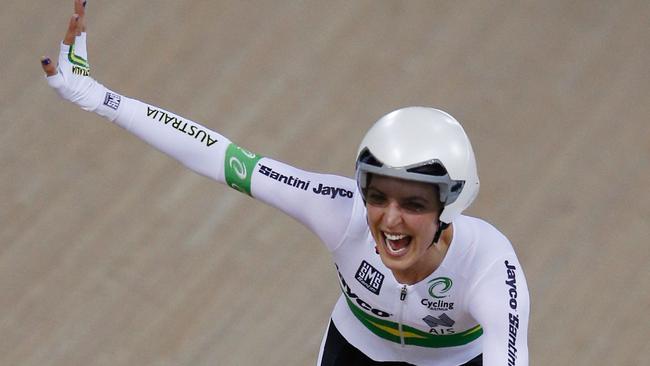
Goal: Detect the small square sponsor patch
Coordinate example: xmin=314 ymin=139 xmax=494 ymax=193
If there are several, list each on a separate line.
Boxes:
xmin=103 ymin=92 xmax=121 ymax=110
xmin=355 ymin=260 xmax=384 ymax=295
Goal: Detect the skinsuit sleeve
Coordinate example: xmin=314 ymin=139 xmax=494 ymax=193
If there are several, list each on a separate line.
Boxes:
xmin=45 ymin=33 xmax=354 ymax=250
xmin=467 ymin=255 xmax=530 ymax=366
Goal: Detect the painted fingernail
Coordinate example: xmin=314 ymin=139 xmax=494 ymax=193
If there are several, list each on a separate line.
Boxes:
xmin=41 ymin=58 xmax=51 ymax=66
xmin=83 ymin=1 xmax=87 ymax=8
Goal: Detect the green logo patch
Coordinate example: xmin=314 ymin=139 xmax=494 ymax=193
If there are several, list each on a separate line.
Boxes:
xmin=428 ymin=277 xmax=453 ymax=299
xmin=224 ymin=143 xmax=262 ymax=196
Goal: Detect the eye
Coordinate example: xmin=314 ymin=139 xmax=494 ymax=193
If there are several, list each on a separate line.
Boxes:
xmin=365 ymin=190 xmax=387 ymax=205
xmin=401 ymin=198 xmax=437 ymax=214
xmin=402 ymin=201 xmax=426 ymax=213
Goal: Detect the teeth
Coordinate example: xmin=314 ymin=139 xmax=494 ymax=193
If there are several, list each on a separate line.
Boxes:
xmin=383 ymin=232 xmax=409 ymax=255
xmin=384 ymin=233 xmax=407 ymax=240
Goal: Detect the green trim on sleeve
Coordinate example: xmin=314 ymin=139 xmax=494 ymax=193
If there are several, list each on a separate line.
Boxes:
xmin=224 ymin=143 xmax=263 ymax=196
xmin=68 ymin=43 xmax=89 ymax=69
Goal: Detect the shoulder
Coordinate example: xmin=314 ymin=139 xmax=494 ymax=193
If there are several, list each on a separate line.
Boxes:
xmin=452 ymin=215 xmax=519 ymax=277
xmin=455 ymin=215 xmax=514 ymax=254
xmin=453 ymin=216 xmax=529 ymax=313
xmin=342 ymin=189 xmax=371 ymax=237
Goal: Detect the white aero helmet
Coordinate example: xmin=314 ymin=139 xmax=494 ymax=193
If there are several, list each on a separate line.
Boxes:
xmin=356 ymin=106 xmax=479 ymax=225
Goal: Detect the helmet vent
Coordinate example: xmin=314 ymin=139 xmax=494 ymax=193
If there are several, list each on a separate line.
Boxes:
xmin=451 ymin=182 xmax=463 ymax=192
xmin=357 ymin=149 xmax=383 ymax=167
xmin=407 ymin=163 xmax=448 ymax=177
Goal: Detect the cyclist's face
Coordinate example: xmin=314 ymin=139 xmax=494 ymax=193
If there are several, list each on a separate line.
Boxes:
xmin=365 ymin=175 xmax=442 ymax=284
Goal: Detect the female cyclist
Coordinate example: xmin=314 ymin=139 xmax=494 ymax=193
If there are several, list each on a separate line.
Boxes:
xmin=41 ymin=2 xmax=529 ymax=365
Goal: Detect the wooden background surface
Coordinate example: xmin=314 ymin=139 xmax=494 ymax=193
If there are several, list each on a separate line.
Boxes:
xmin=1 ymin=1 xmax=649 ymax=365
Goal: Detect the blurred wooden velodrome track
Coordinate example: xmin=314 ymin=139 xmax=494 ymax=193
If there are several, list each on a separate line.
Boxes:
xmin=1 ymin=1 xmax=649 ymax=365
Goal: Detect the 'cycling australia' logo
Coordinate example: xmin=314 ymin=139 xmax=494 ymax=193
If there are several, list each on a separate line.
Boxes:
xmin=421 ymin=277 xmax=455 ymax=312
xmin=428 ymin=277 xmax=453 ymax=299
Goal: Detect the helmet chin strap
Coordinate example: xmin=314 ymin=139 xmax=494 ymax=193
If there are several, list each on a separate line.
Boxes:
xmin=429 ymin=205 xmax=449 ymax=247
xmin=431 ymin=221 xmax=450 ymax=247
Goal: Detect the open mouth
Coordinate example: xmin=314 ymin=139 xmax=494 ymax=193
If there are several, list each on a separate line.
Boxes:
xmin=383 ymin=232 xmax=412 ymax=256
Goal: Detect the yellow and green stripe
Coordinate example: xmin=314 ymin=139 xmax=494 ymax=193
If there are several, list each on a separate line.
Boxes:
xmin=344 ymin=295 xmax=482 ymax=348
xmin=68 ymin=43 xmax=89 ymax=69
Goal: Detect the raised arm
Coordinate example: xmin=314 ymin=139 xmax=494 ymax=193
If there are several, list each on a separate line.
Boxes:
xmin=40 ymin=0 xmax=355 ymax=250
xmin=41 ymin=0 xmax=229 ymax=181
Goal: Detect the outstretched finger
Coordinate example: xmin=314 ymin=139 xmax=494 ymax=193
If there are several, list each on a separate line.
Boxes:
xmin=63 ymin=14 xmax=80 ymax=45
xmin=40 ymin=57 xmax=57 ymax=77
xmin=74 ymin=0 xmax=87 ymax=32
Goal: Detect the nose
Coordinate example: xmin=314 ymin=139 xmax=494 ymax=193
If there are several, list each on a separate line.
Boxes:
xmin=382 ymin=202 xmax=403 ymax=228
